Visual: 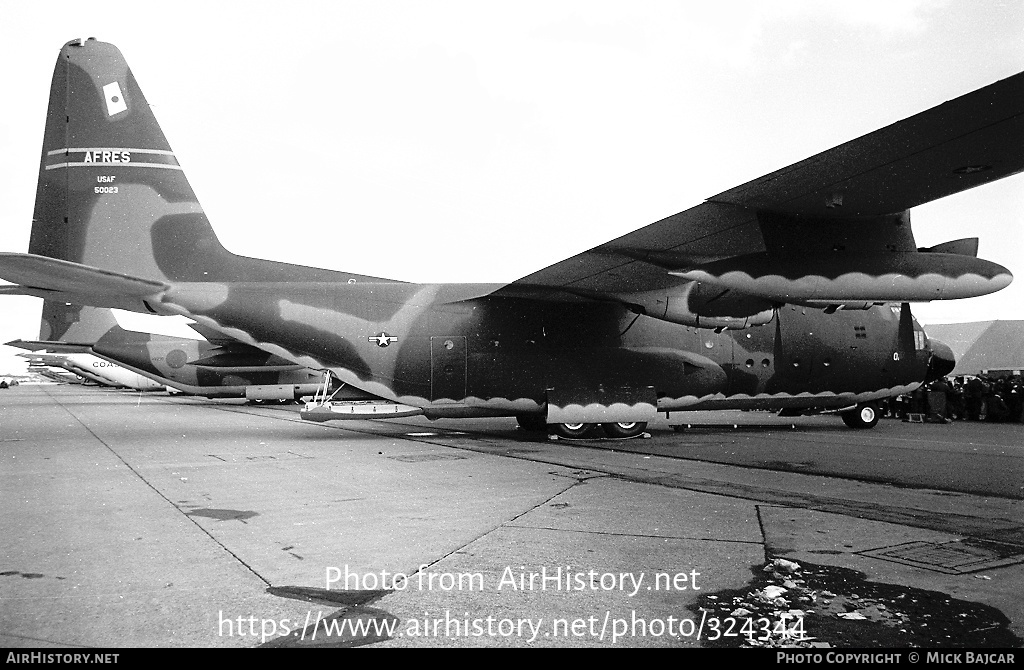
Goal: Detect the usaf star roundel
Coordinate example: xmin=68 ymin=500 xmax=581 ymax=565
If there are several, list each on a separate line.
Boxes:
xmin=369 ymin=332 xmax=398 ymax=347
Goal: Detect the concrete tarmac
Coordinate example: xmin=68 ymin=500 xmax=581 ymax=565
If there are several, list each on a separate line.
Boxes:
xmin=1 ymin=385 xmax=1021 ymax=648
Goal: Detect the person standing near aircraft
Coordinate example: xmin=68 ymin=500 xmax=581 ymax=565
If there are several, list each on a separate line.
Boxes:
xmin=964 ymin=376 xmax=987 ymax=421
xmin=947 ymin=378 xmax=965 ymax=421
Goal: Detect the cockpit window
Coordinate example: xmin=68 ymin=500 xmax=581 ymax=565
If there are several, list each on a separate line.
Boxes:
xmin=914 ymin=330 xmax=927 ymax=350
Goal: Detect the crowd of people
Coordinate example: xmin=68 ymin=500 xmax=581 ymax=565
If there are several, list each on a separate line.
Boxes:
xmin=882 ymin=374 xmax=1024 ymax=423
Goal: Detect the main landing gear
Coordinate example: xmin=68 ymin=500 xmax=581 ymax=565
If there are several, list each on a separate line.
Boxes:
xmin=516 ymin=416 xmax=649 ymax=440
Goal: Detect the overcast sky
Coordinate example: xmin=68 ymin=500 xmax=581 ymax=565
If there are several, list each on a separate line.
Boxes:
xmin=2 ymin=1 xmax=1022 ymax=374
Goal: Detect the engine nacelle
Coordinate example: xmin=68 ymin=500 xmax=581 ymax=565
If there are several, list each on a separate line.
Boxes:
xmin=620 ymin=282 xmax=775 ymax=330
xmin=671 ymin=251 xmax=1012 ymax=302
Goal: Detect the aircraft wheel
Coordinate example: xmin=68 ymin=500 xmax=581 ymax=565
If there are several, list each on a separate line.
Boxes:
xmin=516 ymin=414 xmax=548 ymax=432
xmin=601 ymin=421 xmax=648 ymax=439
xmin=841 ymin=402 xmax=879 ymax=429
xmin=550 ymin=422 xmax=596 ymax=439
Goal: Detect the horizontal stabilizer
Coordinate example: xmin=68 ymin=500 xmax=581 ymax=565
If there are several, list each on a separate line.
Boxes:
xmin=0 ymin=285 xmax=39 ymax=296
xmin=5 ymin=339 xmax=94 ymax=354
xmin=0 ymin=285 xmax=152 ymax=313
xmin=0 ymin=253 xmax=168 ymax=297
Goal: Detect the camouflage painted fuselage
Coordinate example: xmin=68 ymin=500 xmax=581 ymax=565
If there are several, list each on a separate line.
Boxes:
xmin=162 ymin=280 xmax=931 ymax=419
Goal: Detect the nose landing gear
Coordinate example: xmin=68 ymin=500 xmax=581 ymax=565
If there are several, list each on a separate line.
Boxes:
xmin=841 ymin=402 xmax=880 ymax=429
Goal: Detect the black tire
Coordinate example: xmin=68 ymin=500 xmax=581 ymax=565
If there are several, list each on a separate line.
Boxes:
xmin=841 ymin=402 xmax=879 ymax=429
xmin=551 ymin=422 xmax=596 ymax=439
xmin=601 ymin=421 xmax=648 ymax=439
xmin=516 ymin=414 xmax=548 ymax=432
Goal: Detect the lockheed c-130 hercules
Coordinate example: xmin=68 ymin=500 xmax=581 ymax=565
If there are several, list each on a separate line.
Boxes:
xmin=0 ymin=39 xmax=1021 ymax=438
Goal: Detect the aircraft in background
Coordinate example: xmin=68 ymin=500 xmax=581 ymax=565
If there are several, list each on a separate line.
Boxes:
xmin=17 ymin=350 xmax=164 ymax=391
xmin=21 ymin=358 xmax=87 ymax=385
xmin=7 ymin=301 xmax=327 ymax=402
xmin=0 ymin=39 xmax=1020 ymax=436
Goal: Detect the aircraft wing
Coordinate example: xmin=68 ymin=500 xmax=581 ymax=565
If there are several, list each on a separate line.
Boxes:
xmin=507 ymin=71 xmax=1023 ymax=317
xmin=711 ymin=71 xmax=1024 ymax=217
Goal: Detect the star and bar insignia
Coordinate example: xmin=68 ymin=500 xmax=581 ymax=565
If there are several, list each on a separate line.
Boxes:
xmin=369 ymin=332 xmax=398 ymax=347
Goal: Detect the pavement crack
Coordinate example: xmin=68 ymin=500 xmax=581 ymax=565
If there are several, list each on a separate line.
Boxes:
xmin=755 ymin=505 xmax=771 ymax=563
xmin=43 ymin=387 xmax=272 ymax=588
xmin=504 ymin=524 xmax=765 ymax=544
xmin=399 ymin=474 xmax=583 ymax=583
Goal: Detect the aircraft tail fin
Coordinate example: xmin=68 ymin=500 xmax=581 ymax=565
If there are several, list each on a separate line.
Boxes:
xmin=29 ymin=39 xmax=383 ymax=285
xmin=5 ymin=301 xmax=122 ymax=352
xmin=29 ymin=38 xmax=223 ymax=282
xmin=39 ymin=301 xmax=120 ymax=345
